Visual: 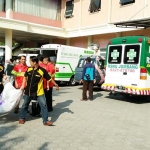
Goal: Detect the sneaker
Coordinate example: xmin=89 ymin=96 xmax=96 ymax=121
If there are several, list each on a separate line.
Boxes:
xmin=43 ymin=121 xmax=53 ymax=126
xmin=19 ymin=119 xmax=25 ymax=124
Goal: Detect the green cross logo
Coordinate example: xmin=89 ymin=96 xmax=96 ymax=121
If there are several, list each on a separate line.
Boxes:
xmin=111 ymin=50 xmax=119 ymax=59
xmin=127 ymin=49 xmax=136 ymax=60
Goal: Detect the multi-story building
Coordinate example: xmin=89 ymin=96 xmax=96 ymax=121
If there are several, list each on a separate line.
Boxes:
xmin=0 ymin=0 xmax=150 ymax=60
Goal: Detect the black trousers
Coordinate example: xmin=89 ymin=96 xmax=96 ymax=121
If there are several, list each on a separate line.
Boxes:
xmin=82 ymin=80 xmax=93 ymax=100
xmin=0 ymin=84 xmax=4 ymax=94
xmin=44 ymin=87 xmax=53 ymax=111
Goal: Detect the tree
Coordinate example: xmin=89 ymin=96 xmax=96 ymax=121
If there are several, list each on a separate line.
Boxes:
xmin=0 ymin=42 xmax=5 ymax=46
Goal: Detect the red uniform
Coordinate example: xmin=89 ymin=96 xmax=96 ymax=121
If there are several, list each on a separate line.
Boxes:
xmin=40 ymin=62 xmax=55 ymax=112
xmin=40 ymin=63 xmax=55 ymax=89
xmin=11 ymin=63 xmax=28 ymax=88
xmin=48 ymin=63 xmax=55 ymax=87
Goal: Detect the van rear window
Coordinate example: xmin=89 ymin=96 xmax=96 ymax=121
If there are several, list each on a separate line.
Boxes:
xmin=124 ymin=45 xmax=140 ymax=64
xmin=108 ymin=46 xmax=122 ymax=64
xmin=77 ymin=58 xmax=95 ymax=68
xmin=77 ymin=59 xmax=85 ymax=68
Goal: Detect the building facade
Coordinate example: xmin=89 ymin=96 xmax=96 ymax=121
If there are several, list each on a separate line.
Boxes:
xmin=0 ymin=0 xmax=150 ymax=59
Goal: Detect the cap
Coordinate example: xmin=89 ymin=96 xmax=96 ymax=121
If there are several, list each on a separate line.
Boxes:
xmin=85 ymin=57 xmax=91 ymax=62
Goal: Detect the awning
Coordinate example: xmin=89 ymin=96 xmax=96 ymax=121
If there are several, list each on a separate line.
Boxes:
xmin=113 ymin=17 xmax=150 ymax=29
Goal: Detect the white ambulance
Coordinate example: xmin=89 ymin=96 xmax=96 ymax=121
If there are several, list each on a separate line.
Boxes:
xmin=102 ymin=36 xmax=150 ymax=96
xmin=38 ymin=44 xmax=95 ymax=85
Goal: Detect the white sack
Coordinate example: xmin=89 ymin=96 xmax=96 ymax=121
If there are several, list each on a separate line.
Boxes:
xmin=0 ymin=82 xmax=23 ymax=114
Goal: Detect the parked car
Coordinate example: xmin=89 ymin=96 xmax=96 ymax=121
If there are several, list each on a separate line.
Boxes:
xmin=74 ymin=55 xmax=105 ymax=87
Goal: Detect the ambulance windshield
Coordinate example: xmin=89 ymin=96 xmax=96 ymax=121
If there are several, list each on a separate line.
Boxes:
xmin=41 ymin=50 xmax=57 ymax=57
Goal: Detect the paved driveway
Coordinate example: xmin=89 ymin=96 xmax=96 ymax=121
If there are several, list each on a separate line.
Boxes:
xmin=0 ymin=85 xmax=150 ymax=150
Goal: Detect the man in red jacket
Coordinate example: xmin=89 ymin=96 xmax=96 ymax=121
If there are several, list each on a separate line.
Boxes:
xmin=11 ymin=56 xmax=28 ymax=113
xmin=42 ymin=56 xmax=56 ymax=112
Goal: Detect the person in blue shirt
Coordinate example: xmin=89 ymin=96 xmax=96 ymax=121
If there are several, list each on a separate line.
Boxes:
xmin=80 ymin=57 xmax=96 ymax=101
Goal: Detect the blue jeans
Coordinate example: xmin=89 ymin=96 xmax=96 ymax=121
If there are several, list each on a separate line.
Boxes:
xmin=19 ymin=94 xmax=49 ymax=123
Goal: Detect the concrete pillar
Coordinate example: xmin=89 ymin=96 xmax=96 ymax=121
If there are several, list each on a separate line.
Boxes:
xmin=5 ymin=29 xmax=12 ymax=61
xmin=0 ymin=0 xmax=4 ymax=11
xmin=6 ymin=0 xmax=13 ymax=18
xmin=66 ymin=38 xmax=70 ymax=46
xmin=108 ymin=0 xmax=112 ymax=24
xmin=116 ymin=32 xmax=122 ymax=37
xmin=87 ymin=36 xmax=92 ymax=48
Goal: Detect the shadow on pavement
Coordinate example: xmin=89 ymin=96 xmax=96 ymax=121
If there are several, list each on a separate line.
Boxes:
xmin=0 ymin=125 xmax=25 ymax=149
xmin=38 ymin=142 xmax=49 ymax=150
xmin=105 ymin=92 xmax=150 ymax=104
xmin=0 ymin=104 xmax=42 ymax=124
xmin=49 ymin=100 xmax=74 ymax=123
xmin=93 ymin=93 xmax=103 ymax=100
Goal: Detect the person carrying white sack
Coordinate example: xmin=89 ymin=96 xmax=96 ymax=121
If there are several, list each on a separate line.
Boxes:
xmin=5 ymin=59 xmax=15 ymax=85
xmin=0 ymin=82 xmax=23 ymax=114
xmin=0 ymin=62 xmax=7 ymax=94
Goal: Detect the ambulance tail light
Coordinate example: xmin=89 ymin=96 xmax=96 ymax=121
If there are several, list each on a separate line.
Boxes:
xmin=138 ymin=38 xmax=142 ymax=42
xmin=140 ymin=68 xmax=147 ymax=80
xmin=56 ymin=67 xmax=59 ymax=72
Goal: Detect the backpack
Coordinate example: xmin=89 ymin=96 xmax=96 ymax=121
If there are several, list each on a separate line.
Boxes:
xmin=30 ymin=100 xmax=41 ymax=117
xmin=84 ymin=64 xmax=94 ymax=81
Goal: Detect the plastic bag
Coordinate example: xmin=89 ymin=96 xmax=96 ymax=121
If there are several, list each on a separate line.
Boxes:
xmin=0 ymin=82 xmax=23 ymax=114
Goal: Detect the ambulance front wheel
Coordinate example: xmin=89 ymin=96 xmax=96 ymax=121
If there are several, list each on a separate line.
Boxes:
xmin=69 ymin=76 xmax=76 ymax=86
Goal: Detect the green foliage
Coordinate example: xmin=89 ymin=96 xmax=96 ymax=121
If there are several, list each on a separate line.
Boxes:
xmin=0 ymin=42 xmax=4 ymax=46
xmin=0 ymin=42 xmax=18 ymax=46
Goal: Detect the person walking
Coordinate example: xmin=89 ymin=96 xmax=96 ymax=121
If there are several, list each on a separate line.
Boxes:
xmin=11 ymin=56 xmax=28 ymax=113
xmin=19 ymin=56 xmax=59 ymax=126
xmin=42 ymin=56 xmax=56 ymax=112
xmin=5 ymin=59 xmax=15 ymax=85
xmin=80 ymin=57 xmax=96 ymax=101
xmin=0 ymin=62 xmax=7 ymax=94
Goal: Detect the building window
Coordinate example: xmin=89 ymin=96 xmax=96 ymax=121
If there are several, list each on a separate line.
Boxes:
xmin=65 ymin=0 xmax=74 ymax=18
xmin=89 ymin=0 xmax=101 ymax=13
xmin=120 ymin=0 xmax=135 ymax=5
xmin=14 ymin=0 xmax=61 ymax=20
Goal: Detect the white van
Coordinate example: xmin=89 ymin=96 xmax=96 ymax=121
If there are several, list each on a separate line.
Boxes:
xmin=74 ymin=55 xmax=105 ymax=86
xmin=38 ymin=44 xmax=95 ymax=85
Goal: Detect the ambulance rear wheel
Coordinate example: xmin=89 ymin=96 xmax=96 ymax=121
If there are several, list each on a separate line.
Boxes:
xmin=69 ymin=76 xmax=76 ymax=86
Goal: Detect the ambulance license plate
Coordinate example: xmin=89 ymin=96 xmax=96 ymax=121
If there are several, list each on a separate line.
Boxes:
xmin=116 ymin=85 xmax=125 ymax=90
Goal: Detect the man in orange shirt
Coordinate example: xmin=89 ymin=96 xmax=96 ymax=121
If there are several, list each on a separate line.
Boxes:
xmin=11 ymin=56 xmax=28 ymax=113
xmin=42 ymin=56 xmax=57 ymax=112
